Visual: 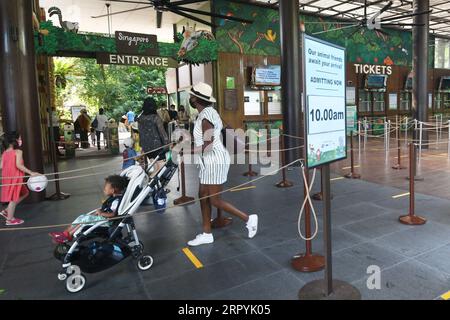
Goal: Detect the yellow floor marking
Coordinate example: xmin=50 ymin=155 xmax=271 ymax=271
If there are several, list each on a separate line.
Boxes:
xmin=392 ymin=192 xmax=410 ymax=199
xmin=182 ymin=248 xmax=203 ymax=269
xmin=342 ymin=165 xmax=360 ymax=170
xmin=330 ymin=177 xmax=345 ymax=181
xmin=440 ymin=290 xmax=450 ymax=300
xmin=230 ymin=186 xmax=257 ymax=192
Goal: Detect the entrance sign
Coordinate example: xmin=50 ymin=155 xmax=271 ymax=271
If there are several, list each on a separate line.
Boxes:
xmin=303 ymin=34 xmax=347 ymax=168
xmin=96 ymin=53 xmax=178 ymax=68
xmin=115 ymin=31 xmax=159 ymax=55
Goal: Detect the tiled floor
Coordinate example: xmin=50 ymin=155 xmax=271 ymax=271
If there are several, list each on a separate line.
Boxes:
xmin=1 ymin=150 xmax=450 ymax=300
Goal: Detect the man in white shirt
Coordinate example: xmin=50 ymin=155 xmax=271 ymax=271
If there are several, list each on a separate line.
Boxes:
xmin=94 ymin=108 xmax=108 ymax=150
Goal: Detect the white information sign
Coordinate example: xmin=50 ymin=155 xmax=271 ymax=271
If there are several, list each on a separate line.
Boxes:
xmin=303 ymin=35 xmax=347 ymax=168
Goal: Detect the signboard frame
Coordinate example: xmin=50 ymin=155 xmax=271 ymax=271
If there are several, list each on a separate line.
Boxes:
xmin=302 ymin=34 xmax=347 ymax=169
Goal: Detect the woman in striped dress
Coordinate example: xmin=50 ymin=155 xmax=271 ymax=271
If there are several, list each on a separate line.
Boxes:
xmin=187 ymin=82 xmax=258 ymax=247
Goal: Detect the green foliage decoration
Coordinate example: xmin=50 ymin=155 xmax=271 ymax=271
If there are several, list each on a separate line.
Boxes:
xmin=35 ymin=21 xmax=217 ymax=65
xmin=213 ymin=0 xmax=432 ymax=67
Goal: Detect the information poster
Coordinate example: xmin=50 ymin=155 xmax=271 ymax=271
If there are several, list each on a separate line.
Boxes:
xmin=303 ymin=35 xmax=347 ymax=168
xmin=346 ymin=105 xmax=357 ymax=136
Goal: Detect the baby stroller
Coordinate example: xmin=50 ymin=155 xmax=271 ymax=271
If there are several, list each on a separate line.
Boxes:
xmin=54 ymin=151 xmax=178 ymax=293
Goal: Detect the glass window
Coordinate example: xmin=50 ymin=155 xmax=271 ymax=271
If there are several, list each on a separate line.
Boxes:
xmin=358 ymin=90 xmax=370 ymax=112
xmin=268 ymin=91 xmax=282 ymax=115
xmin=435 ymin=38 xmax=450 ymax=69
xmin=388 ymin=93 xmax=398 ymax=110
xmin=244 ymin=91 xmax=264 ymax=116
xmin=399 ymin=92 xmax=410 ymax=111
xmin=373 ymin=92 xmax=385 ymax=112
xmin=346 ymin=87 xmax=356 ymax=105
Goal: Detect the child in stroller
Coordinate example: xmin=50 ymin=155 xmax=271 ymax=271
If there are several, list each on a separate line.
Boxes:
xmin=54 ymin=150 xmax=178 ymax=293
xmin=49 ymin=175 xmax=128 ymax=244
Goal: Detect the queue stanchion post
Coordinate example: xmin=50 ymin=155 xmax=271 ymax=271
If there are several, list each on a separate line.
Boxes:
xmin=174 ymin=149 xmax=195 ymax=206
xmin=292 ymin=166 xmax=325 ymax=273
xmin=44 ymin=57 xmax=70 ymax=201
xmin=448 ymin=120 xmax=450 ymax=158
xmin=363 ymin=118 xmax=368 ymax=149
xmin=405 ymin=117 xmax=408 ymax=146
xmin=243 ymin=128 xmax=257 ymax=177
xmin=399 ymin=143 xmax=427 ymax=225
xmin=419 ymin=122 xmax=423 ymax=162
xmin=357 ymin=120 xmax=361 ymax=153
xmin=344 ymin=131 xmax=361 ymax=179
xmin=276 ymin=132 xmax=293 ymax=188
xmin=392 ymin=126 xmax=406 ymax=170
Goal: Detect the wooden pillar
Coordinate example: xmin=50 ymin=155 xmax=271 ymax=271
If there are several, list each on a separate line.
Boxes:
xmin=0 ymin=0 xmax=45 ymax=202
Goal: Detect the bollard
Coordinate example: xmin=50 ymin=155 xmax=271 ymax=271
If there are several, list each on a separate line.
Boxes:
xmin=276 ymin=133 xmax=293 ymax=188
xmin=174 ymin=150 xmax=195 ymax=205
xmin=399 ymin=143 xmax=427 ymax=225
xmin=392 ymin=126 xmax=405 ymax=170
xmin=345 ymin=131 xmax=361 ymax=179
xmin=292 ymin=166 xmax=325 ymax=273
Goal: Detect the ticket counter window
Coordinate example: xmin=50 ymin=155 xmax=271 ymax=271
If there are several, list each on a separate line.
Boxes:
xmin=388 ymin=93 xmax=398 ymax=111
xmin=399 ymin=92 xmax=411 ymax=111
xmin=373 ymin=92 xmax=385 ymax=113
xmin=267 ymin=91 xmax=282 ymax=115
xmin=244 ymin=91 xmax=264 ymax=116
xmin=358 ymin=90 xmax=370 ymax=113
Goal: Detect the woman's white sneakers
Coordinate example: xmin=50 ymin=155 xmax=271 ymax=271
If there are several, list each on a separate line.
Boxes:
xmin=246 ymin=214 xmax=258 ymax=238
xmin=187 ymin=214 xmax=258 ymax=246
xmin=188 ymin=233 xmax=214 ymax=246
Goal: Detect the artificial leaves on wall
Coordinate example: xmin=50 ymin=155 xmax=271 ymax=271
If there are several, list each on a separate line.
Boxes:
xmin=34 ymin=21 xmax=218 ymax=65
xmin=214 ymin=0 xmax=434 ymax=67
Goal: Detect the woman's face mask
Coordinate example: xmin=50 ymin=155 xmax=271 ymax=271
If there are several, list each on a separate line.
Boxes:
xmin=17 ymin=137 xmax=23 ymax=147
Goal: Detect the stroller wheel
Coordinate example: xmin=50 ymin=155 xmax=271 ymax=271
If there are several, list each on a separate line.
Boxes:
xmin=65 ymin=274 xmax=86 ymax=293
xmin=137 ymin=255 xmax=154 ymax=271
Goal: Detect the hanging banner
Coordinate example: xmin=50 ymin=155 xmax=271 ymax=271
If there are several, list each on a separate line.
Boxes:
xmin=303 ymin=34 xmax=347 ymax=168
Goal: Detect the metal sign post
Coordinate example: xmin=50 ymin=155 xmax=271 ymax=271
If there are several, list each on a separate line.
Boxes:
xmin=298 ymin=34 xmax=360 ymax=300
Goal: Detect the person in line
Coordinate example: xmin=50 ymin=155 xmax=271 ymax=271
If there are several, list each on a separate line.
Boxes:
xmin=122 ymin=138 xmax=138 ymax=170
xmin=138 ymin=97 xmax=169 ymax=177
xmin=94 ymin=108 xmax=108 ymax=151
xmin=187 ymin=82 xmax=258 ymax=246
xmin=89 ymin=127 xmax=96 ymax=147
xmin=157 ymin=104 xmax=171 ymax=133
xmin=76 ymin=109 xmax=91 ymax=149
xmin=1 ymin=132 xmax=41 ymax=226
xmin=126 ymin=109 xmax=135 ymax=126
xmin=119 ymin=116 xmax=128 ymax=133
xmin=177 ymin=105 xmax=190 ymax=130
xmin=49 ymin=175 xmax=128 ymax=243
xmin=169 ymin=104 xmax=178 ymax=121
